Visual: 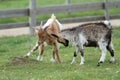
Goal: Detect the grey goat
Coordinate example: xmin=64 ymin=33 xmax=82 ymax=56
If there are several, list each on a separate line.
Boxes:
xmin=61 ymin=21 xmax=114 ymax=66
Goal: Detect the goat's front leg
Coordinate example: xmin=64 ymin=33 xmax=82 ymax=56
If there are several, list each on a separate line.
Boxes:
xmin=79 ymin=44 xmax=85 ymax=65
xmin=71 ymin=46 xmax=79 ymax=64
xmin=37 ymin=43 xmax=44 ymax=61
xmin=79 ymin=48 xmax=85 ymax=65
xmin=24 ymin=42 xmax=40 ymax=58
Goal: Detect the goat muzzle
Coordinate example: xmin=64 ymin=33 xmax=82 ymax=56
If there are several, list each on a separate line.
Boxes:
xmin=64 ymin=39 xmax=69 ymax=47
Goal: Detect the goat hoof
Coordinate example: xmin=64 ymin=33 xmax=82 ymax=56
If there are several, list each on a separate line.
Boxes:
xmin=109 ymin=61 xmax=112 ymax=63
xmin=71 ymin=61 xmax=76 ymax=64
xmin=80 ymin=62 xmax=84 ymax=65
xmin=109 ymin=58 xmax=115 ymax=63
xmin=99 ymin=61 xmax=103 ymax=63
xmin=109 ymin=60 xmax=114 ymax=63
xmin=23 ymin=55 xmax=29 ymax=58
xmin=80 ymin=63 xmax=84 ymax=65
xmin=97 ymin=61 xmax=103 ymax=66
xmin=37 ymin=56 xmax=43 ymax=61
xmin=97 ymin=61 xmax=104 ymax=66
xmin=97 ymin=63 xmax=100 ymax=66
xmin=57 ymin=61 xmax=61 ymax=64
xmin=50 ymin=58 xmax=56 ymax=63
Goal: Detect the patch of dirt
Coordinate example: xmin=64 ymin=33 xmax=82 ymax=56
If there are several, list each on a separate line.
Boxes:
xmin=7 ymin=57 xmax=38 ymax=65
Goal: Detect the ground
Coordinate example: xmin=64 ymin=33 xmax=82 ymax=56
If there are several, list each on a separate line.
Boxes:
xmin=0 ymin=19 xmax=120 ymax=80
xmin=0 ymin=19 xmax=120 ymax=37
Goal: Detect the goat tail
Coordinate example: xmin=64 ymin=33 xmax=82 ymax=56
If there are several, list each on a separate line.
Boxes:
xmin=103 ymin=20 xmax=112 ymax=29
xmin=51 ymin=13 xmax=56 ymax=20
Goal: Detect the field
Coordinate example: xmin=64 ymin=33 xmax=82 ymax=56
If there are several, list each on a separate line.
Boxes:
xmin=0 ymin=0 xmax=120 ymax=24
xmin=0 ymin=0 xmax=120 ymax=80
xmin=0 ymin=26 xmax=120 ymax=80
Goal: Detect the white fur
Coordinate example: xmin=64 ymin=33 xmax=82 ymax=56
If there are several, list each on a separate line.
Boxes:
xmin=71 ymin=46 xmax=79 ymax=64
xmin=99 ymin=51 xmax=106 ymax=62
xmin=51 ymin=13 xmax=56 ymax=19
xmin=104 ymin=20 xmax=109 ymax=26
xmin=80 ymin=56 xmax=85 ymax=65
xmin=42 ymin=18 xmax=53 ymax=30
xmin=71 ymin=57 xmax=76 ymax=64
xmin=26 ymin=52 xmax=32 ymax=56
xmin=41 ymin=14 xmax=64 ymax=31
xmin=79 ymin=33 xmax=87 ymax=44
xmin=103 ymin=20 xmax=111 ymax=29
xmin=41 ymin=14 xmax=55 ymax=30
xmin=78 ymin=33 xmax=87 ymax=49
xmin=56 ymin=19 xmax=64 ymax=31
xmin=26 ymin=43 xmax=39 ymax=56
xmin=50 ymin=58 xmax=56 ymax=62
xmin=98 ymin=41 xmax=107 ymax=62
xmin=37 ymin=55 xmax=43 ymax=61
xmin=110 ymin=57 xmax=115 ymax=62
xmin=110 ymin=42 xmax=114 ymax=50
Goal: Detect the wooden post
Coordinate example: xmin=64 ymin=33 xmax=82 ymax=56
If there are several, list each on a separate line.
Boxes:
xmin=29 ymin=0 xmax=36 ymax=35
xmin=66 ymin=0 xmax=71 ymax=14
xmin=66 ymin=0 xmax=70 ymax=5
xmin=104 ymin=0 xmax=109 ymax=20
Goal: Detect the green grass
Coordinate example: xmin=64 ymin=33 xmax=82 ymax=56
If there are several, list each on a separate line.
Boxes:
xmin=0 ymin=0 xmax=103 ymax=9
xmin=0 ymin=26 xmax=120 ymax=80
xmin=0 ymin=0 xmax=120 ymax=24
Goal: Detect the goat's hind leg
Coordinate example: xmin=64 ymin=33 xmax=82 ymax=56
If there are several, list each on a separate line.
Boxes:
xmin=97 ymin=42 xmax=107 ymax=66
xmin=24 ymin=42 xmax=40 ymax=58
xmin=55 ymin=44 xmax=61 ymax=63
xmin=106 ymin=42 xmax=115 ymax=63
xmin=51 ymin=43 xmax=61 ymax=63
xmin=50 ymin=43 xmax=60 ymax=62
xmin=37 ymin=43 xmax=44 ymax=61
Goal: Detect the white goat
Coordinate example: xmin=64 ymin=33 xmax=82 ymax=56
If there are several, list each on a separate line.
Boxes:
xmin=62 ymin=20 xmax=115 ymax=66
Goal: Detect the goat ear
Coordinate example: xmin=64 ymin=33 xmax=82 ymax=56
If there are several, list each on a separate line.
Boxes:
xmin=51 ymin=34 xmax=59 ymax=38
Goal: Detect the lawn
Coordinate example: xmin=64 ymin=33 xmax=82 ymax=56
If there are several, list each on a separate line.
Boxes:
xmin=0 ymin=26 xmax=120 ymax=80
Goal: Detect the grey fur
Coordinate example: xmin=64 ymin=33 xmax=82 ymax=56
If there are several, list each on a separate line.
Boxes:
xmin=62 ymin=21 xmax=114 ymax=66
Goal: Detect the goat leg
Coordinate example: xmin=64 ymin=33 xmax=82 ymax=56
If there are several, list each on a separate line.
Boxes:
xmin=23 ymin=42 xmax=40 ymax=58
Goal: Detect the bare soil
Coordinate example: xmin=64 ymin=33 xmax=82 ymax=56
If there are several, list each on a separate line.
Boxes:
xmin=6 ymin=57 xmax=38 ymax=65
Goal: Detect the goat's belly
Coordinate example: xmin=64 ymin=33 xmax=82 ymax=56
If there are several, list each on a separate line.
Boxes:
xmin=84 ymin=40 xmax=98 ymax=47
xmin=46 ymin=41 xmax=53 ymax=45
xmin=45 ymin=39 xmax=56 ymax=45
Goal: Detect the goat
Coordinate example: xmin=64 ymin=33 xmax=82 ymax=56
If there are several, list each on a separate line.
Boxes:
xmin=61 ymin=20 xmax=114 ymax=66
xmin=24 ymin=14 xmax=69 ymax=63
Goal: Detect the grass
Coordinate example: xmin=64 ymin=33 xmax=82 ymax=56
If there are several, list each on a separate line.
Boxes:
xmin=0 ymin=26 xmax=120 ymax=80
xmin=0 ymin=0 xmax=103 ymax=9
xmin=0 ymin=0 xmax=120 ymax=24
